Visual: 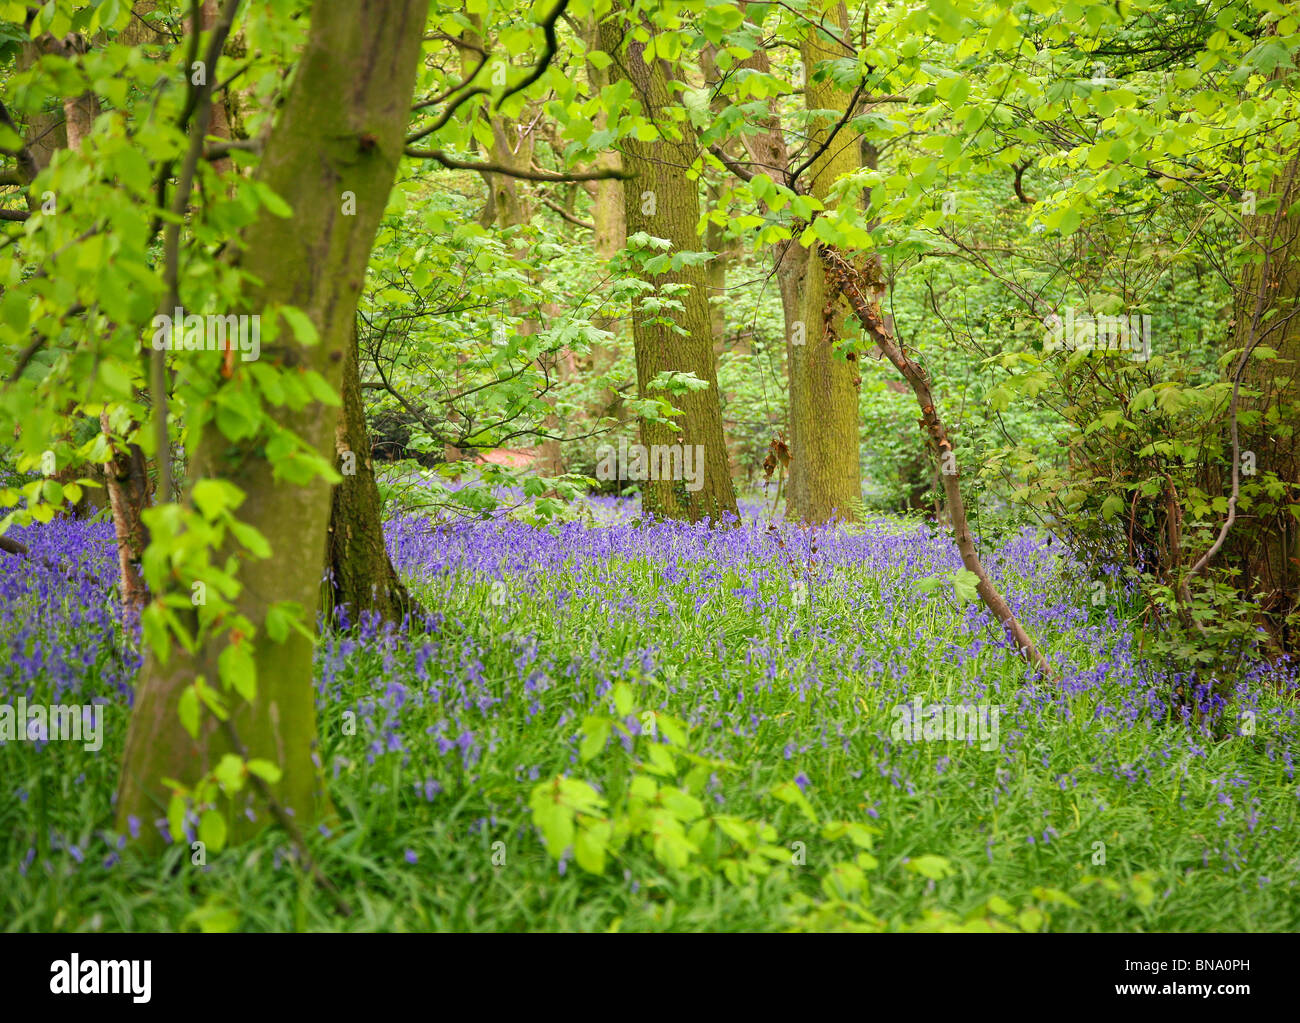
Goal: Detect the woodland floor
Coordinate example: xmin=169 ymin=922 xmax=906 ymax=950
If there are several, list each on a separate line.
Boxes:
xmin=2 ymin=502 xmax=1297 ymax=931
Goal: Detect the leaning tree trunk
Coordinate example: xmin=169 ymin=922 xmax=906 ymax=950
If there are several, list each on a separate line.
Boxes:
xmin=601 ymin=12 xmax=739 ymax=523
xmin=116 ymin=0 xmax=426 ymax=851
xmin=823 ymin=246 xmax=1054 ymax=677
xmin=325 ymin=323 xmax=414 ymax=625
xmin=100 ymin=411 xmax=152 ymax=610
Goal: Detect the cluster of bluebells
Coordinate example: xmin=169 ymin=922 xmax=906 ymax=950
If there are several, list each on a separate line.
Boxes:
xmin=372 ymin=504 xmax=1298 ymax=869
xmin=0 ymin=519 xmax=138 ymax=704
xmin=2 ymin=497 xmax=1297 ymax=885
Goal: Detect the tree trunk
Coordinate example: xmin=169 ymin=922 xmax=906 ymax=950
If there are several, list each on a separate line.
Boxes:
xmin=705 ymin=182 xmax=729 ymax=345
xmin=188 ymin=0 xmax=235 ymax=177
xmin=601 ymin=12 xmax=739 ymax=523
xmin=325 ymin=324 xmax=414 ymax=625
xmin=116 ymin=0 xmax=426 ymax=851
xmin=100 ymin=411 xmax=151 ymax=611
xmin=729 ymin=33 xmax=808 ymax=519
xmin=1220 ymin=157 xmax=1300 ymax=648
xmin=583 ymin=14 xmax=626 ymax=420
xmin=15 ymin=37 xmax=67 ymax=176
xmin=792 ymin=10 xmax=863 ymax=524
xmin=58 ymin=37 xmax=100 ymax=153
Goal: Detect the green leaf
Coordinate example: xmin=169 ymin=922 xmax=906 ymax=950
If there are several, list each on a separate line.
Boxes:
xmin=98 ymin=359 xmax=133 ymax=399
xmin=656 ymin=713 xmax=688 ymax=747
xmin=822 ymin=861 xmax=867 ymax=899
xmin=194 ymin=677 xmax=228 ymax=721
xmin=246 ymin=758 xmax=282 ymax=784
xmin=771 ymin=780 xmax=817 ymax=822
xmin=1030 ymin=886 xmax=1081 ymax=908
xmin=299 ymin=369 xmax=341 ymax=406
xmin=2 ymin=290 xmax=29 ymax=331
xmin=1131 ymin=873 xmax=1157 ymax=907
xmin=574 ymin=820 xmax=611 ymax=874
xmin=184 ymin=903 xmax=240 ymax=933
xmin=951 ymin=569 xmax=980 ymax=604
xmin=579 ymin=717 xmax=610 ymax=762
xmin=714 ymin=815 xmax=753 ymax=845
xmin=251 ymin=180 xmax=294 ymax=218
xmin=535 ymin=801 xmax=574 ymax=857
xmin=167 ymin=794 xmax=187 ymax=846
xmin=660 ymin=786 xmax=705 ymax=822
xmin=198 ymin=809 xmax=227 ymax=852
xmin=906 ymin=854 xmax=956 ymax=880
xmin=218 ymin=641 xmax=256 ymax=701
xmin=278 ymin=306 xmax=319 ymax=346
xmin=644 ymin=742 xmax=677 ymax=776
xmin=228 ymin=518 xmax=271 ymax=558
xmin=191 ymin=479 xmax=242 ymax=519
xmin=178 ymin=685 xmax=200 ymax=739
xmin=264 ymin=603 xmax=292 ymax=643
xmin=213 ymin=753 xmax=246 ymax=793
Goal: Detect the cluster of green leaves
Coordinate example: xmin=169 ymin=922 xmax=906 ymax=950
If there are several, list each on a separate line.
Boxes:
xmin=531 ymin=680 xmax=751 ymax=875
xmin=528 ymin=678 xmax=1037 ymax=929
xmin=163 ymin=752 xmax=283 ymax=857
xmin=0 ymin=1 xmax=325 ymax=691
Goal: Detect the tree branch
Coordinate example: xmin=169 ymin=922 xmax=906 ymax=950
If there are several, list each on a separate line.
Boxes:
xmin=788 ymin=78 xmax=866 ymax=187
xmin=153 ymin=0 xmax=244 ymax=504
xmin=537 ymin=192 xmax=593 ymax=228
xmin=494 ymin=0 xmax=569 ymax=110
xmin=404 ymin=147 xmax=631 ymax=180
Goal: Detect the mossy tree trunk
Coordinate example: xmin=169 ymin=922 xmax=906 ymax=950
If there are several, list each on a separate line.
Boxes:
xmin=601 ymin=12 xmax=739 ymax=523
xmin=725 ymin=31 xmax=808 ymax=517
xmin=116 ymin=0 xmax=426 ymax=850
xmin=792 ymin=8 xmax=863 ymax=524
xmin=325 ymin=323 xmax=414 ymax=626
